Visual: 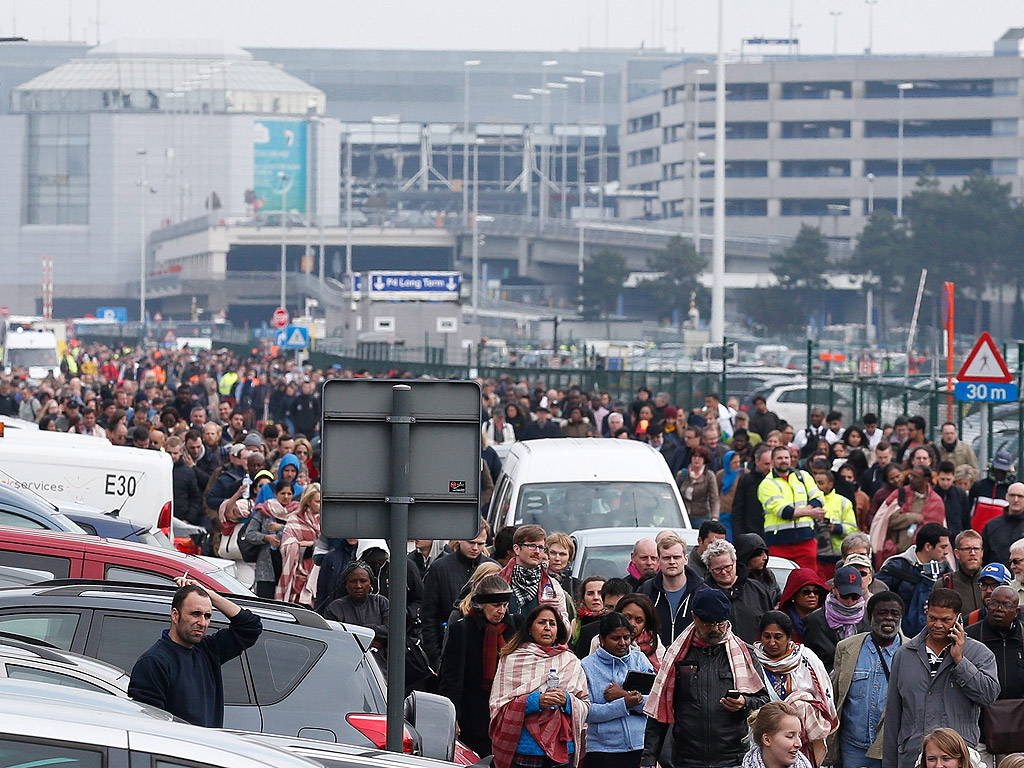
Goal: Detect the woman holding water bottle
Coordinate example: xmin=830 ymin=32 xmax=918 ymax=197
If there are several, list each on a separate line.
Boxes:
xmin=489 ymin=605 xmax=591 ymax=768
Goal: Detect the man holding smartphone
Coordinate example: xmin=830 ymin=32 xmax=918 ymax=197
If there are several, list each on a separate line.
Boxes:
xmin=883 ymin=588 xmax=999 ymax=768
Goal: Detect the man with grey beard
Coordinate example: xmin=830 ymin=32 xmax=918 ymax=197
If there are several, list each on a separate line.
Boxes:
xmin=825 ymin=591 xmax=906 ymax=768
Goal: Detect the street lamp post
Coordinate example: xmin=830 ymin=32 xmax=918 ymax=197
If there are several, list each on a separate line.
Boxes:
xmin=136 ymin=147 xmax=149 ymax=337
xmin=692 ymin=68 xmax=709 ymax=254
xmin=278 ymin=171 xmax=291 ymax=310
xmin=545 ymin=81 xmax=569 ymax=220
xmin=710 ymin=0 xmax=727 ymax=345
xmin=829 ymin=10 xmax=842 ymax=56
xmin=471 ymin=139 xmax=481 ymax=316
xmin=582 ymin=70 xmax=606 ymax=218
xmin=565 ymin=75 xmax=586 ymax=314
xmin=344 ymin=128 xmax=354 ymax=287
xmin=865 ymin=0 xmax=877 ymax=54
xmin=512 ymin=93 xmax=535 ymax=220
xmin=896 ymin=82 xmax=914 ymax=218
xmin=462 ymin=60 xmax=480 ymax=225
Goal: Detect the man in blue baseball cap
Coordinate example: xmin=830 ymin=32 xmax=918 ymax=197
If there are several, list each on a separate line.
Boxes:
xmin=966 ymin=563 xmax=1014 ymax=626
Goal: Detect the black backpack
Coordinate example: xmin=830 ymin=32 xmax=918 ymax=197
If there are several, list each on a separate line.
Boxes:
xmin=237 ymin=515 xmax=262 ymax=563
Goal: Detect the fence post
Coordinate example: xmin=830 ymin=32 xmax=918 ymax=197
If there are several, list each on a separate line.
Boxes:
xmin=929 ymin=381 xmax=939 ymax=443
xmin=806 ymin=339 xmax=813 ymax=428
xmin=721 ymin=336 xmax=728 ymax=405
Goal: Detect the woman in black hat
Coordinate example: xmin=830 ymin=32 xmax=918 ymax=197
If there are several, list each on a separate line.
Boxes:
xmin=438 ymin=574 xmax=523 ymax=757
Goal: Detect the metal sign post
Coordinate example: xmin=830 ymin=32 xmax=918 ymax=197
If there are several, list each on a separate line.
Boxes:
xmin=320 ymin=378 xmax=481 ymax=753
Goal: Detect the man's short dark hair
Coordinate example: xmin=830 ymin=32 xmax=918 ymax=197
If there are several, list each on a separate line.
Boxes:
xmin=601 ymin=578 xmax=632 ymax=600
xmin=867 ymin=590 xmax=905 ymax=617
xmin=731 ymin=428 xmax=749 ymax=441
xmin=862 ymin=412 xmax=879 ymax=426
xmin=514 ymin=524 xmax=546 ymax=546
xmin=698 ymin=520 xmax=727 ymax=541
xmin=492 ymin=526 xmax=518 ymax=560
xmin=706 ymin=393 xmax=720 ymax=402
xmin=916 ymin=522 xmax=951 ymax=551
xmin=753 ymin=444 xmax=772 ymax=461
xmin=942 ymin=421 xmax=957 ymax=431
xmin=826 ymin=410 xmax=843 ymax=422
xmin=894 ymin=416 xmax=908 ymax=427
xmin=263 ymin=423 xmax=280 ymax=439
xmin=927 ymin=587 xmax=963 ymax=614
xmin=752 ymin=394 xmax=766 ymax=405
xmin=909 ymin=415 xmax=926 ymax=432
xmin=230 ymin=408 xmax=245 ymax=419
xmin=185 ymin=429 xmax=201 ymax=443
xmin=132 ymin=425 xmax=150 ymax=443
xmin=172 ymin=584 xmax=210 ymax=612
xmin=937 ymin=460 xmax=956 ymax=475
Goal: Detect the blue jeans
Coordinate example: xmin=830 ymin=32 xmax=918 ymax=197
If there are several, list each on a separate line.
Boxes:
xmin=840 ymin=742 xmax=881 ymax=768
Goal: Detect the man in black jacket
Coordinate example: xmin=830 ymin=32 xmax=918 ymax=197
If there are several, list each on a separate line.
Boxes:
xmin=860 ymin=442 xmax=894 ymax=500
xmin=129 ymin=579 xmax=262 ymax=727
xmin=966 ymin=585 xmax=1024 ymax=700
xmin=936 ymin=461 xmax=971 ymax=537
xmin=167 ymin=436 xmax=204 ymax=527
xmin=521 ymin=406 xmax=560 ymax=440
xmin=803 ymin=565 xmax=870 ymax=672
xmin=420 ymin=525 xmax=494 ymax=666
xmin=731 ymin=445 xmax=771 ymax=539
xmin=638 ymin=534 xmax=706 ymax=645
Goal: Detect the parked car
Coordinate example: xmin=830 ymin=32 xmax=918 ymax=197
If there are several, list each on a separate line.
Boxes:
xmin=0 ymin=635 xmax=129 ymax=694
xmin=0 ymin=482 xmax=86 ymax=533
xmin=0 ymin=581 xmax=461 ymax=761
xmin=59 ymin=502 xmax=172 ymax=549
xmin=487 ymin=438 xmax=692 ymax=534
xmin=759 ymin=382 xmax=852 ymax=432
xmin=0 ymin=527 xmax=251 ymax=594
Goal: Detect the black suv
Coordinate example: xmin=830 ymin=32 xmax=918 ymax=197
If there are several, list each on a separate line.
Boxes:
xmin=0 ymin=581 xmax=458 ymax=760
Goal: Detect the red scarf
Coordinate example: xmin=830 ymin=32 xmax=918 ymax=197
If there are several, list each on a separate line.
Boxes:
xmin=480 ymin=612 xmax=508 ymax=690
xmin=635 ymin=630 xmax=661 ymax=672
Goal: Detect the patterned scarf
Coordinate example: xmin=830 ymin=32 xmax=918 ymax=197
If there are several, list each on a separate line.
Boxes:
xmin=510 ymin=563 xmax=542 ymax=608
xmin=824 ymin=593 xmax=866 ymax=639
xmin=644 ymin=621 xmax=763 ymax=723
xmin=635 ymin=629 xmax=661 ymax=672
xmin=480 ymin=611 xmax=508 ymax=691
xmin=742 ymin=744 xmax=813 ymax=768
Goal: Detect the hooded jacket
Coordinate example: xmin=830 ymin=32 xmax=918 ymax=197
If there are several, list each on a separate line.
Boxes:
xmin=734 ymin=533 xmax=780 ymax=606
xmin=777 ymin=568 xmax=829 ymax=643
xmin=255 ymin=453 xmax=305 ymax=505
xmin=637 ymin=565 xmax=706 ymax=646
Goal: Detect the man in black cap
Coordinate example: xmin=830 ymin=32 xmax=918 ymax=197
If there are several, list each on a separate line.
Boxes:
xmin=521 ymin=406 xmax=560 ymax=440
xmin=640 ymin=588 xmax=770 ymax=768
xmin=970 ymin=449 xmax=1015 ymax=534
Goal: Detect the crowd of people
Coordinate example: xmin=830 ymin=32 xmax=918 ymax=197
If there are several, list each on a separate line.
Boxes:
xmin=9 ymin=344 xmax=1024 ymax=768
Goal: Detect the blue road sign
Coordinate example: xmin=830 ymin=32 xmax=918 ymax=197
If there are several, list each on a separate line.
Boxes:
xmin=96 ymin=306 xmax=127 ymax=323
xmin=275 ymin=325 xmax=310 ymax=349
xmin=368 ymin=271 xmax=460 ymax=301
xmin=954 ymin=381 xmax=1019 ymax=403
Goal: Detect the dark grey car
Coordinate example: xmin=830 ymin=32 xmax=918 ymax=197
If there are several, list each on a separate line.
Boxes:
xmin=0 ymin=581 xmax=457 ymax=760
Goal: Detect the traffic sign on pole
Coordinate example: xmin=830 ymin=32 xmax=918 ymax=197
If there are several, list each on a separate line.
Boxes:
xmin=271 ymin=307 xmax=289 ymax=329
xmin=957 ymin=332 xmax=1012 ymax=383
xmin=274 ymin=325 xmax=309 ymax=349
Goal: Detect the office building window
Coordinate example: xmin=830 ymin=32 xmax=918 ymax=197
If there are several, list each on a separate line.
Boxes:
xmin=664 ymin=84 xmax=686 ymax=105
xmin=26 ymin=114 xmax=89 ymax=225
xmin=781 ymin=121 xmax=851 ymax=139
xmin=698 ymin=82 xmax=768 ymax=101
xmin=864 ymin=119 xmax=993 ymax=138
xmin=697 ymin=121 xmax=768 ymax=139
xmin=781 ymin=198 xmax=851 ymax=216
xmin=627 ymin=147 xmax=660 ymax=167
xmin=725 ymin=199 xmax=768 ymax=216
xmin=781 ymin=160 xmax=851 ymax=178
xmin=864 ymin=79 xmax=994 ymax=99
xmin=781 ymin=81 xmax=852 ymax=99
xmin=863 ymin=158 xmax=993 ymax=177
xmin=628 ymin=113 xmax=660 ymax=134
xmin=663 ymin=162 xmax=687 ymax=180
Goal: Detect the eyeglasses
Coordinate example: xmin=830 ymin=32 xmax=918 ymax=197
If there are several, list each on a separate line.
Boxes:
xmin=697 ymin=618 xmax=729 ymax=629
xmin=956 ymin=546 xmax=983 ymax=553
xmin=989 ymin=601 xmax=1019 ymax=611
xmin=519 ymin=543 xmax=547 ymax=552
xmin=709 ymin=563 xmax=735 ymax=575
xmin=1012 ymin=558 xmax=1024 ymax=566
xmin=797 ymin=588 xmax=820 ymax=597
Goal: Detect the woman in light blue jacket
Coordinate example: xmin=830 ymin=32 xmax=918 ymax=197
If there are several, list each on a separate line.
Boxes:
xmin=580 ymin=612 xmax=655 ymax=768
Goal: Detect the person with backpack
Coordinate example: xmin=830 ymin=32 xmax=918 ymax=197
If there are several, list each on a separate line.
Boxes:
xmin=876 ymin=523 xmax=953 ymax=637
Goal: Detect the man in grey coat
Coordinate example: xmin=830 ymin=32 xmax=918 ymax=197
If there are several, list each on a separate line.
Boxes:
xmin=883 ymin=587 xmax=1000 ymax=768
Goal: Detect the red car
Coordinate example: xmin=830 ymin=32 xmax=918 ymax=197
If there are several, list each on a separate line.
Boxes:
xmin=0 ymin=527 xmax=251 ymax=594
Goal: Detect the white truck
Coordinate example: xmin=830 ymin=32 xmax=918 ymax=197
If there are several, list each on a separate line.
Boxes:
xmin=2 ymin=327 xmax=61 ymax=379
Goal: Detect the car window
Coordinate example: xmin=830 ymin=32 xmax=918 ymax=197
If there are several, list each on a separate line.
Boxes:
xmin=0 ymin=550 xmax=71 ymax=579
xmin=0 ymin=612 xmax=80 ymax=650
xmin=246 ymin=632 xmax=327 ymax=705
xmin=5 ymin=663 xmax=112 ymax=694
xmin=0 ymin=738 xmax=103 ymax=768
xmin=515 ymin=481 xmax=684 ymax=530
xmin=0 ymin=510 xmax=46 ymax=529
xmin=73 ymin=521 xmax=98 ymax=535
xmin=578 ymin=544 xmax=634 ymax=579
xmin=104 ymin=566 xmax=178 ymax=587
xmin=89 ymin=613 xmax=251 ymax=705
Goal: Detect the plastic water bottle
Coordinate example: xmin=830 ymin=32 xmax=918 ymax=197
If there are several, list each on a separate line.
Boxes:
xmin=544 ymin=668 xmax=560 ymax=709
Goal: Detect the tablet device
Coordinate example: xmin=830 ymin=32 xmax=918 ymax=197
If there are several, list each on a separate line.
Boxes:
xmin=622 ymin=671 xmax=656 ymax=695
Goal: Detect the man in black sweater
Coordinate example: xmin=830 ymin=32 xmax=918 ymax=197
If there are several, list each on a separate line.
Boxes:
xmin=731 ymin=445 xmax=771 ymax=539
xmin=129 ymin=579 xmax=262 ymax=727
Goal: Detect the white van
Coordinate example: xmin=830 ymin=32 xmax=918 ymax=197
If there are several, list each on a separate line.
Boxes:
xmin=487 ymin=438 xmax=692 ymax=535
xmin=2 ymin=328 xmax=60 ymax=379
xmin=0 ymin=427 xmax=173 ymax=534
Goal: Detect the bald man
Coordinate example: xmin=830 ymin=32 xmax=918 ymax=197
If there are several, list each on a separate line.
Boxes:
xmin=626 ymin=538 xmax=658 ymax=590
xmin=983 ymin=482 xmax=1024 ymax=568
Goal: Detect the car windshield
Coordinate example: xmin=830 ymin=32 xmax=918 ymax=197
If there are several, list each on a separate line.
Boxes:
xmin=515 ymin=481 xmax=685 ymax=531
xmin=6 ymin=348 xmax=58 ymax=368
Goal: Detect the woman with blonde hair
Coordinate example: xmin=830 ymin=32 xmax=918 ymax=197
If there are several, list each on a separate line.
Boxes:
xmin=276 ymin=483 xmax=321 ymax=606
xmin=918 ymin=728 xmax=973 ymax=768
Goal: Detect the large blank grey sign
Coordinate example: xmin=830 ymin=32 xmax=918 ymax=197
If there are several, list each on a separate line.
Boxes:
xmin=320 ymin=379 xmax=482 ymax=539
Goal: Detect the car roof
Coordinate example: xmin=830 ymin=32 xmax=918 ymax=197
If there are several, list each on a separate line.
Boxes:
xmin=0 ymin=635 xmax=130 ymax=686
xmin=0 ymin=684 xmax=321 ymax=768
xmin=0 ymin=677 xmax=170 ymax=719
xmin=0 ymin=526 xmax=217 ymax=568
xmin=508 ymin=439 xmax=675 ymax=483
xmin=570 ymin=526 xmax=698 ymax=548
xmin=238 ymin=731 xmax=454 ymax=768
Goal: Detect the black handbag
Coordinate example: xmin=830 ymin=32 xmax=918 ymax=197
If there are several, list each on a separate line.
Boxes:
xmin=983 ymin=699 xmax=1024 ymax=754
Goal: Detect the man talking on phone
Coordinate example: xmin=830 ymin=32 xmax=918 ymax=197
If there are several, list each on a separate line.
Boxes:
xmin=640 ymin=589 xmax=770 ymax=768
xmin=883 ymin=588 xmax=998 ymax=768
xmin=129 ymin=577 xmax=262 ymax=727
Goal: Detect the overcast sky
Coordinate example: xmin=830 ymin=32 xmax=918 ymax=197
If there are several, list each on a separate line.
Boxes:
xmin=10 ymin=1 xmax=1023 ymax=57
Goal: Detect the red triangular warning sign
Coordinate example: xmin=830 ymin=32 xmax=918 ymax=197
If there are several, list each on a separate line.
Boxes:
xmin=958 ymin=332 xmax=1012 ymax=383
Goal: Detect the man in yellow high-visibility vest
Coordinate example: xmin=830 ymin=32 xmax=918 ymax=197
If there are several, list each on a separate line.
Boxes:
xmin=757 ymin=445 xmax=826 ymax=570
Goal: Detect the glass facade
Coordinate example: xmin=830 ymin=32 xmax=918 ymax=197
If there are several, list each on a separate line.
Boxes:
xmin=26 ymin=114 xmax=89 ymax=225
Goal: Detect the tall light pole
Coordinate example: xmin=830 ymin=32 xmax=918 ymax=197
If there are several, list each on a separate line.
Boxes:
xmin=710 ymin=0 xmax=727 ymax=345
xmin=136 ymin=148 xmax=149 ymax=337
xmin=866 ymin=172 xmax=875 ymax=215
xmin=566 ymin=75 xmax=587 ymax=314
xmin=538 ymin=60 xmax=558 ymax=224
xmin=471 ymin=139 xmax=481 ymax=316
xmin=546 ymin=81 xmax=569 ymax=220
xmin=462 ymin=60 xmax=480 ymax=225
xmin=896 ymin=82 xmax=914 ymax=219
xmin=582 ymin=70 xmax=606 ymax=218
xmin=829 ymin=10 xmax=842 ymax=56
xmin=344 ymin=128 xmax=353 ymax=288
xmin=278 ymin=171 xmax=291 ymax=310
xmin=692 ymin=68 xmax=709 ymax=254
